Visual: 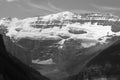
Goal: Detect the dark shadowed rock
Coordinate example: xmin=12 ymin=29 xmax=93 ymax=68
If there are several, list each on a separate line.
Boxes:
xmin=0 ymin=34 xmax=50 ymax=80
xmin=66 ymin=40 xmax=120 ymax=80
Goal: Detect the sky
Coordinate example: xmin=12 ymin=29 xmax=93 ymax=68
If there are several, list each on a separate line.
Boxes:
xmin=0 ymin=0 xmax=120 ymax=18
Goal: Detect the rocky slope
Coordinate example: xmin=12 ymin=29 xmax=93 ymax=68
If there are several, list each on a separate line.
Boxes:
xmin=0 ymin=11 xmax=120 ymax=80
xmin=0 ymin=31 xmax=50 ymax=80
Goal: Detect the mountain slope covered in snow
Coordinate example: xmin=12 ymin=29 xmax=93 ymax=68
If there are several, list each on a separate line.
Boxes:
xmin=1 ymin=11 xmax=120 ymax=46
xmin=0 ymin=11 xmax=120 ymax=80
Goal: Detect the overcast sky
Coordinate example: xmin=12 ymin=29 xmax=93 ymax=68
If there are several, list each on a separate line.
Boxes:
xmin=0 ymin=0 xmax=120 ymax=18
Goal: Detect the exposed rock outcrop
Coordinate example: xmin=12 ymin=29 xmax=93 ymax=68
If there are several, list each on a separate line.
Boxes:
xmin=0 ymin=11 xmax=120 ymax=80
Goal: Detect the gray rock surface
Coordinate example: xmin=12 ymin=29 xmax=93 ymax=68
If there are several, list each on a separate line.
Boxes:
xmin=0 ymin=11 xmax=120 ymax=80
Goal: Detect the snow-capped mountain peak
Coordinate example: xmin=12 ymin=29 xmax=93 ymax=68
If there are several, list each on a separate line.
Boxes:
xmin=41 ymin=11 xmax=74 ymax=21
xmin=0 ymin=11 xmax=120 ymax=48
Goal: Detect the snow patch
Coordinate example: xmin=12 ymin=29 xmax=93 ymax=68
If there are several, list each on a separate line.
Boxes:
xmin=32 ymin=58 xmax=55 ymax=64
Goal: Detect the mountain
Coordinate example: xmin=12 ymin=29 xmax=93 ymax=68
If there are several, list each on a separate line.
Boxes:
xmin=0 ymin=11 xmax=120 ymax=80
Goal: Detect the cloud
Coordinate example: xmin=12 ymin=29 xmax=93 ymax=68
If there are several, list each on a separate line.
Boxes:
xmin=6 ymin=0 xmax=18 ymax=2
xmin=27 ymin=0 xmax=64 ymax=12
xmin=47 ymin=2 xmax=63 ymax=11
xmin=4 ymin=0 xmax=64 ymax=12
xmin=92 ymin=4 xmax=120 ymax=11
xmin=27 ymin=2 xmax=56 ymax=12
xmin=70 ymin=9 xmax=96 ymax=13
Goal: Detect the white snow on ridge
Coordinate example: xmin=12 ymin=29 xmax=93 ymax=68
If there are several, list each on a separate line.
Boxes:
xmin=0 ymin=11 xmax=120 ymax=47
xmin=32 ymin=58 xmax=55 ymax=64
xmin=41 ymin=11 xmax=74 ymax=21
xmin=5 ymin=21 xmax=119 ymax=43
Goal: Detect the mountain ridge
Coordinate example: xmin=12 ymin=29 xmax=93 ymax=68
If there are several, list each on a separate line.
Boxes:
xmin=0 ymin=11 xmax=120 ymax=45
xmin=0 ymin=11 xmax=120 ymax=80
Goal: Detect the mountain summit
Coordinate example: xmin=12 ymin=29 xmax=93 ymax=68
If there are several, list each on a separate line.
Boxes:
xmin=0 ymin=11 xmax=120 ymax=80
xmin=0 ymin=11 xmax=120 ymax=44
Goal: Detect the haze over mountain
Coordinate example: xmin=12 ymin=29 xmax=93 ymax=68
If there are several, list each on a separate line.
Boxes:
xmin=0 ymin=0 xmax=120 ymax=18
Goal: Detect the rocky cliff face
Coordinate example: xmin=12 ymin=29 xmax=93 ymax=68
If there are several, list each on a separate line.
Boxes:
xmin=0 ymin=31 xmax=50 ymax=80
xmin=0 ymin=11 xmax=120 ymax=80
